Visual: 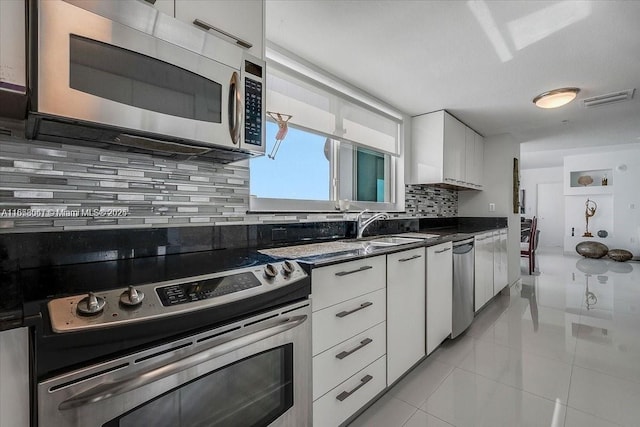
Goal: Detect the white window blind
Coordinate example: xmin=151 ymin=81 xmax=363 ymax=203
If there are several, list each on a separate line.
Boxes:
xmin=266 ymin=65 xmax=400 ymax=156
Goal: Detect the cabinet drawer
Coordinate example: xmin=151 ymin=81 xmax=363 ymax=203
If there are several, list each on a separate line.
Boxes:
xmin=312 ymin=288 xmax=386 ymax=356
xmin=312 ymin=255 xmax=386 ymax=312
xmin=313 ymin=356 xmax=386 ymax=427
xmin=313 ymin=321 xmax=386 ymax=401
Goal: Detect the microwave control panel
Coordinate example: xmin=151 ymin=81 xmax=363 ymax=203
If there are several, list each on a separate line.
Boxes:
xmin=244 ymin=78 xmax=262 ymax=147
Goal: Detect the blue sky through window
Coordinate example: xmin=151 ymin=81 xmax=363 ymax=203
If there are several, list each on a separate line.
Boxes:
xmin=250 ymin=122 xmax=330 ymax=200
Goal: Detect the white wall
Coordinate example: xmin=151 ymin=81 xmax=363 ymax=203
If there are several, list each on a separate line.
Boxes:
xmin=563 ymin=149 xmax=640 ymax=256
xmin=459 ymin=134 xmax=521 ymax=286
xmin=519 ymin=167 xmax=563 ymax=218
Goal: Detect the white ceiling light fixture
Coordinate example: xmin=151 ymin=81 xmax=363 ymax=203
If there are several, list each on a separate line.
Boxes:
xmin=533 ymin=87 xmax=580 ymax=109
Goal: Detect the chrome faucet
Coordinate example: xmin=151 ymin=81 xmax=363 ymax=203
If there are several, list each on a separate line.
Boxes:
xmin=356 ymin=210 xmax=389 ymax=239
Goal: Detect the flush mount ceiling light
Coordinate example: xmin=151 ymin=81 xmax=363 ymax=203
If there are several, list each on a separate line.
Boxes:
xmin=533 ymin=87 xmax=580 ymax=109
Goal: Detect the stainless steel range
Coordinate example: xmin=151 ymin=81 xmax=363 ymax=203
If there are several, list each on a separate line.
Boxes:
xmin=33 ymin=260 xmax=311 ymax=427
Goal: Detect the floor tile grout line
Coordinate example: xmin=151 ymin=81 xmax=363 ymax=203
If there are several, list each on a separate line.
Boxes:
xmin=414 ymin=363 xmax=457 ymax=409
xmin=421 ymin=367 xmax=570 ymax=427
xmin=453 ymin=363 xmax=571 ymax=407
xmin=399 ymin=407 xmax=419 ymax=427
xmin=564 ymin=406 xmax=625 ymax=427
xmin=388 ymin=360 xmax=455 ymax=409
xmin=452 ymin=365 xmax=570 ymax=409
xmin=414 ymin=407 xmax=457 ymax=427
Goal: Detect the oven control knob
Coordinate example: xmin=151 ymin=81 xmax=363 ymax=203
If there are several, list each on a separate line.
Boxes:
xmin=282 ymin=260 xmax=295 ymax=276
xmin=77 ymin=292 xmax=106 ymax=316
xmin=120 ymin=285 xmax=145 ymax=307
xmin=264 ymin=263 xmax=278 ymax=279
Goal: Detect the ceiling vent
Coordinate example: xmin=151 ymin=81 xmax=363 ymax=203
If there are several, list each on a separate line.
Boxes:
xmin=583 ymin=89 xmax=635 ymax=108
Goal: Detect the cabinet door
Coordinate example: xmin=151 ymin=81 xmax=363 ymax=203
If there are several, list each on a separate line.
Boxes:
xmin=152 ymin=0 xmax=174 ymax=16
xmin=474 ymin=233 xmax=493 ymax=311
xmin=387 ymin=248 xmax=425 ymax=383
xmin=443 ymin=112 xmax=466 ymax=184
xmin=474 ymin=132 xmax=484 ymax=188
xmin=311 ymin=255 xmax=386 ymax=312
xmin=491 ymin=232 xmax=501 ymax=296
xmin=174 ymin=0 xmax=264 ymax=58
xmin=493 ymin=230 xmax=508 ymax=295
xmin=410 ymin=111 xmax=445 ymax=184
xmin=0 ymin=328 xmax=29 ymax=427
xmin=313 ymin=356 xmax=386 ymax=427
xmin=465 ymin=127 xmax=476 ymax=186
xmin=426 ymin=242 xmax=453 ymax=355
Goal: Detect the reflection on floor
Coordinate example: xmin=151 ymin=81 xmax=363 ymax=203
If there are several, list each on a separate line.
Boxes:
xmin=348 ymin=248 xmax=640 ymax=427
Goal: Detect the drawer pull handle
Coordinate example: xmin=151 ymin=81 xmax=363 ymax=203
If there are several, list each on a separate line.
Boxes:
xmin=192 ymin=19 xmax=253 ymax=49
xmin=435 ymin=247 xmax=451 ymax=253
xmin=336 ymin=375 xmax=373 ymax=402
xmin=335 ymin=338 xmax=373 ymax=360
xmin=399 ymin=254 xmax=422 ymax=262
xmin=335 ymin=265 xmax=373 ymax=277
xmin=336 ymin=302 xmax=373 ymax=318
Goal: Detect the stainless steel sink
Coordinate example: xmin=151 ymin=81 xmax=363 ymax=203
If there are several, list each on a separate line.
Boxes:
xmin=366 ymin=236 xmax=424 ymax=246
xmin=393 ymin=232 xmax=441 ymax=239
xmin=258 ymin=236 xmax=424 ymax=259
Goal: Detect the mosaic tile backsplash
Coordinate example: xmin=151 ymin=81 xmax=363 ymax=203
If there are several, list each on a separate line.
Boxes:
xmin=405 ymin=184 xmax=458 ymax=217
xmin=0 ymin=135 xmax=458 ymax=232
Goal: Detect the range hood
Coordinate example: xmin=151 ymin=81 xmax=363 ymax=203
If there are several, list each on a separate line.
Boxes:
xmin=26 ymin=115 xmax=260 ymax=163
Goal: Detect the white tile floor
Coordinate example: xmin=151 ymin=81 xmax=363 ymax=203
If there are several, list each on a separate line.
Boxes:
xmin=348 ymin=248 xmax=640 ymax=427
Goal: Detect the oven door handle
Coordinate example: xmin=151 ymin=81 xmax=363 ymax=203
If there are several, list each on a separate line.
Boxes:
xmin=58 ymin=314 xmax=307 ymax=411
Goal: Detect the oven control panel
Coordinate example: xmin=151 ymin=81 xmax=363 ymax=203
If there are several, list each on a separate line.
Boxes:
xmin=157 ymin=272 xmax=261 ymax=307
xmin=47 ymin=260 xmax=308 ymax=333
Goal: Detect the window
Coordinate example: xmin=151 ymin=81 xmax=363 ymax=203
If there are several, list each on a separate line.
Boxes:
xmin=250 ymin=122 xmax=332 ymax=201
xmin=249 ymin=52 xmax=402 ymax=212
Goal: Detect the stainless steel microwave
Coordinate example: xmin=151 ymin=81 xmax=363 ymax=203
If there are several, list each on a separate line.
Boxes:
xmin=27 ymin=0 xmax=265 ymax=162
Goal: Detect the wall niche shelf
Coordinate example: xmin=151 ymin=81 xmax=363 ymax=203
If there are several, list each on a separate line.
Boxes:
xmin=566 ymin=169 xmax=613 ymax=195
xmin=570 ymin=169 xmax=612 ymax=188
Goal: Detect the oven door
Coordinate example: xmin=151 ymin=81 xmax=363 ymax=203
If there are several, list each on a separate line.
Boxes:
xmin=33 ymin=0 xmax=244 ymax=148
xmin=37 ymin=302 xmax=311 ymax=427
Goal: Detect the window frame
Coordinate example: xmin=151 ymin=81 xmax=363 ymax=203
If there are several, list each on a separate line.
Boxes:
xmin=249 ymin=49 xmax=405 ymax=213
xmin=249 ymin=126 xmax=399 ymax=213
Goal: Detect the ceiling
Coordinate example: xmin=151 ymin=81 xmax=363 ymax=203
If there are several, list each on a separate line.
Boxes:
xmin=265 ymin=0 xmax=640 ymax=169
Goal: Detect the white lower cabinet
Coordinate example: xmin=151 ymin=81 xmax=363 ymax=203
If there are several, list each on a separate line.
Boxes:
xmin=311 ymin=257 xmax=387 ymax=426
xmin=313 ymin=321 xmax=386 ymax=401
xmin=313 ymin=356 xmax=386 ymax=427
xmin=474 ymin=232 xmax=494 ymax=311
xmin=0 ymin=328 xmax=29 ymax=427
xmin=426 ymin=242 xmax=453 ymax=355
xmin=386 ymin=247 xmax=426 ymax=383
xmin=312 ymin=288 xmax=386 ymax=356
xmin=493 ymin=229 xmax=508 ymax=296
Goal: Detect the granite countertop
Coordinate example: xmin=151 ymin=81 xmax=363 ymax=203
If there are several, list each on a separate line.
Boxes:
xmin=265 ymin=226 xmax=506 ymax=269
xmin=0 ymin=221 xmax=507 ymax=331
xmin=0 ymin=248 xmax=280 ymax=331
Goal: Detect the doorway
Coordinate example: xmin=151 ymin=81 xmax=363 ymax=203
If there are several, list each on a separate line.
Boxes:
xmin=536 ymin=182 xmax=564 ymax=247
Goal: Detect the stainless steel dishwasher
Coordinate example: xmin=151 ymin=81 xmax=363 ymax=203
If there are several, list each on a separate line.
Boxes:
xmin=452 ymin=238 xmax=475 ymax=338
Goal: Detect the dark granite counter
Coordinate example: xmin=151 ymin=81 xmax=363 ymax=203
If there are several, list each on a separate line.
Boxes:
xmin=290 ymin=226 xmax=507 ymax=269
xmin=0 ymin=217 xmax=508 ymax=330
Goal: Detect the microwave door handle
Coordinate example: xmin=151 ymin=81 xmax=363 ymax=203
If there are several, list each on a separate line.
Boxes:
xmin=57 ymin=315 xmax=308 ymax=410
xmin=228 ymin=72 xmax=242 ymax=145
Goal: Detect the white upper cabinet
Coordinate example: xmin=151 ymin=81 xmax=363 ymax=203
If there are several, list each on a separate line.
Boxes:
xmin=465 ymin=127 xmax=484 ymax=189
xmin=157 ymin=0 xmax=264 ymax=58
xmin=410 ymin=110 xmax=484 ymax=189
xmin=443 ymin=112 xmax=466 ymax=185
xmin=151 ymin=0 xmax=174 ymax=17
